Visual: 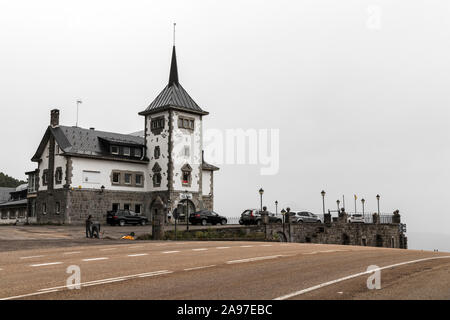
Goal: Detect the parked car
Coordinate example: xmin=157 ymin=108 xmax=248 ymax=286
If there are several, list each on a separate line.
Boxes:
xmin=348 ymin=214 xmax=365 ymax=223
xmin=239 ymin=209 xmax=282 ymax=225
xmin=106 ymin=210 xmax=149 ymax=226
xmin=189 ymin=210 xmax=227 ymax=226
xmin=295 ymin=211 xmax=322 ymax=223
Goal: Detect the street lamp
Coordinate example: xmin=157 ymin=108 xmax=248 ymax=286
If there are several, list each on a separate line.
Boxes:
xmin=361 ymin=198 xmax=365 ymax=217
xmin=376 ymin=194 xmax=380 ymax=215
xmin=336 ymin=199 xmax=340 ymax=212
xmin=275 ymin=200 xmax=278 ymax=215
xmin=281 ymin=208 xmax=286 ymax=234
xmin=259 ymin=188 xmax=264 ymax=212
xmin=321 ymin=190 xmax=326 ymax=215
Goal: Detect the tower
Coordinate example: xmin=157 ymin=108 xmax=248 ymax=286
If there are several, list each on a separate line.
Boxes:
xmin=139 ymin=45 xmax=210 ymax=219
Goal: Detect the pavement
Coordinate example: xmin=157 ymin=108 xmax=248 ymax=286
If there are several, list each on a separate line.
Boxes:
xmin=0 ymin=239 xmax=449 ymax=300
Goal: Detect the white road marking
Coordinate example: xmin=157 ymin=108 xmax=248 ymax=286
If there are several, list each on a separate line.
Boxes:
xmin=303 ymin=252 xmax=318 ymax=255
xmin=0 ymin=290 xmax=60 ymax=300
xmin=20 ymin=255 xmax=45 ymax=260
xmin=227 ymin=255 xmax=283 ymax=264
xmin=82 ymin=257 xmax=109 ymax=262
xmin=30 ymin=262 xmax=63 ymax=267
xmin=100 ymin=248 xmax=117 ymax=251
xmin=192 ymin=248 xmax=208 ymax=251
xmin=162 ymin=251 xmax=180 ymax=254
xmin=274 ymin=255 xmax=450 ymax=300
xmin=184 ymin=265 xmax=216 ymax=271
xmin=216 ymin=247 xmax=230 ymax=249
xmin=240 ymin=245 xmax=254 ymax=248
xmin=63 ymin=251 xmax=81 ymax=255
xmin=260 ymin=244 xmax=273 ymax=247
xmin=127 ymin=253 xmax=149 ymax=257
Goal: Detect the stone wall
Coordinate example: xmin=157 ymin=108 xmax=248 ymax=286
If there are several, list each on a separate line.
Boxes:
xmin=266 ymin=221 xmax=407 ymax=249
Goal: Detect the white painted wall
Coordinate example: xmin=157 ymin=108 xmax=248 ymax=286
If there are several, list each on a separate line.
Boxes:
xmin=171 ymin=111 xmax=202 ymax=193
xmin=146 ymin=111 xmax=170 ymax=191
xmin=37 ymin=141 xmax=67 ymax=190
xmin=202 ymin=171 xmax=211 ymax=196
xmin=38 ymin=141 xmax=49 ymax=191
xmin=71 ymin=157 xmax=148 ymax=191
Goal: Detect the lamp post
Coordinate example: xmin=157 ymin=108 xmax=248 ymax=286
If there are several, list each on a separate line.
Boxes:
xmin=275 ymin=200 xmax=278 ymax=215
xmin=321 ymin=190 xmax=326 ymax=215
xmin=185 ymin=190 xmax=189 ymax=231
xmin=259 ymin=188 xmax=264 ymax=212
xmin=361 ymin=198 xmax=365 ymax=218
xmin=376 ymin=194 xmax=380 ymax=215
xmin=281 ymin=208 xmax=286 ymax=234
xmin=337 ymin=199 xmax=340 ymax=212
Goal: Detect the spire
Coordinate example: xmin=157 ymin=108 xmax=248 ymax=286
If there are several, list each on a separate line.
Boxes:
xmin=168 ymin=45 xmax=179 ymax=86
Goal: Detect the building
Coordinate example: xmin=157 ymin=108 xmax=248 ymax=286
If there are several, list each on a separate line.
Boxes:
xmin=0 ymin=184 xmax=32 ymax=224
xmin=27 ymin=45 xmax=219 ymax=224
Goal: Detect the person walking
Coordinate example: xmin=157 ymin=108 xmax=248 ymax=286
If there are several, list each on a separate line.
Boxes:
xmin=85 ymin=215 xmax=93 ymax=238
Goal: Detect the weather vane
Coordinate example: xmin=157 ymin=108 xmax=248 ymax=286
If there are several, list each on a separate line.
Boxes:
xmin=173 ymin=22 xmax=176 ymax=46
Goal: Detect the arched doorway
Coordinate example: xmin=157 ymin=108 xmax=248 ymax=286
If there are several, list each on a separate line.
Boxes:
xmin=177 ymin=199 xmax=196 ymax=222
xmin=342 ymin=233 xmax=350 ymax=245
xmin=376 ymin=234 xmax=384 ymax=247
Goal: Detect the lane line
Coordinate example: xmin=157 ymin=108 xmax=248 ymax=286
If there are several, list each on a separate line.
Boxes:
xmin=127 ymin=253 xmax=149 ymax=257
xmin=184 ymin=265 xmax=216 ymax=271
xmin=240 ymin=245 xmax=254 ymax=248
xmin=30 ymin=262 xmax=63 ymax=267
xmin=216 ymin=247 xmax=230 ymax=249
xmin=162 ymin=251 xmax=180 ymax=254
xmin=128 ymin=246 xmax=144 ymax=249
xmin=63 ymin=252 xmax=81 ymax=255
xmin=192 ymin=248 xmax=208 ymax=251
xmin=20 ymin=255 xmax=45 ymax=260
xmin=274 ymin=255 xmax=450 ymax=300
xmin=260 ymin=244 xmax=273 ymax=247
xmin=227 ymin=255 xmax=283 ymax=264
xmin=100 ymin=248 xmax=117 ymax=251
xmin=82 ymin=257 xmax=109 ymax=262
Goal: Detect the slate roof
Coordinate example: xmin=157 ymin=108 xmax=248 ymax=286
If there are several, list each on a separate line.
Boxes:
xmin=139 ymin=46 xmax=208 ymax=116
xmin=0 ymin=198 xmax=27 ymax=208
xmin=32 ymin=126 xmax=146 ymax=163
xmin=0 ymin=188 xmax=14 ymax=204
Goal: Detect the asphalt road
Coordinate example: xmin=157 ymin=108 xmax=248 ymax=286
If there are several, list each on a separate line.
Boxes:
xmin=0 ymin=241 xmax=449 ymax=300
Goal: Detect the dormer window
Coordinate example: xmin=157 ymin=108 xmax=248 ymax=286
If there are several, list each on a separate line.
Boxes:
xmin=111 ymin=146 xmax=119 ymax=155
xmin=150 ymin=116 xmax=165 ymax=134
xmin=123 ymin=147 xmax=131 ymax=156
xmin=134 ymin=148 xmax=142 ymax=158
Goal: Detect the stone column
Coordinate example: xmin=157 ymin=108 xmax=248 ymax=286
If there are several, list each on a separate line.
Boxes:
xmin=338 ymin=208 xmax=348 ymax=224
xmin=324 ymin=211 xmax=332 ymax=224
xmin=152 ymin=197 xmax=165 ymax=240
xmin=392 ymin=210 xmax=401 ymax=224
xmin=261 ymin=206 xmax=269 ymax=225
xmin=372 ymin=212 xmax=379 ymax=224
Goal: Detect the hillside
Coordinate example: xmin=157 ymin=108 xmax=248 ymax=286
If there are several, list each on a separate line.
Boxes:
xmin=0 ymin=172 xmax=27 ymax=188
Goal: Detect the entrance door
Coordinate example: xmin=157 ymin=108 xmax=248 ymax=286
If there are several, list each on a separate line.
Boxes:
xmin=179 ymin=199 xmax=196 ymax=222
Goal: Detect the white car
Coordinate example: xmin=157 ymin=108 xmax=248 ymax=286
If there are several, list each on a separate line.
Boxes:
xmin=348 ymin=214 xmax=365 ymax=223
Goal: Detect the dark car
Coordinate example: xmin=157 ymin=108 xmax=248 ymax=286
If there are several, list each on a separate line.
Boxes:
xmin=189 ymin=210 xmax=227 ymax=226
xmin=106 ymin=210 xmax=149 ymax=226
xmin=239 ymin=209 xmax=282 ymax=225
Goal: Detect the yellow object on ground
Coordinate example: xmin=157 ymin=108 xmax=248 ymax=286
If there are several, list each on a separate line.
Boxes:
xmin=121 ymin=235 xmax=135 ymax=240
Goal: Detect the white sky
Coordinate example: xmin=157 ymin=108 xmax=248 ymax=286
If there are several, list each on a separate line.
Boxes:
xmin=0 ymin=1 xmax=449 ymax=244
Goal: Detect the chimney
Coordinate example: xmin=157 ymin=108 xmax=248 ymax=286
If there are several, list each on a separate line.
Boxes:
xmin=50 ymin=109 xmax=60 ymax=127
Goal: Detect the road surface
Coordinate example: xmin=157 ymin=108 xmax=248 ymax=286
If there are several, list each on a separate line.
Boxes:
xmin=0 ymin=241 xmax=448 ymax=300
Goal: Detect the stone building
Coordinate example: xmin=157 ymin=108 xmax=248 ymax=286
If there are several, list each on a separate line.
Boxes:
xmin=27 ymin=45 xmax=219 ymax=224
xmin=0 ymin=184 xmax=32 ymax=224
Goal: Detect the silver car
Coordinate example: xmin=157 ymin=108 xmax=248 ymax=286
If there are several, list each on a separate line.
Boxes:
xmin=348 ymin=214 xmax=365 ymax=223
xmin=295 ymin=211 xmax=322 ymax=223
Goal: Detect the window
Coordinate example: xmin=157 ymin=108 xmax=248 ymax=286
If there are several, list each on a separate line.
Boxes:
xmin=56 ymin=145 xmax=60 ymax=154
xmin=178 ymin=116 xmax=195 ymax=130
xmin=124 ymin=204 xmax=130 ymax=211
xmin=181 ymin=164 xmax=192 ymax=186
xmin=112 ymin=203 xmax=120 ymax=212
xmin=123 ymin=147 xmax=131 ymax=156
xmin=112 ymin=172 xmax=120 ymax=184
xmin=151 ymin=117 xmax=165 ymax=132
xmin=184 ymin=146 xmax=190 ymax=157
xmin=154 ymin=146 xmax=160 ymax=159
xmin=1 ymin=210 xmax=7 ymax=219
xmin=55 ymin=167 xmax=63 ymax=184
xmin=83 ymin=171 xmax=100 ymax=184
xmin=42 ymin=203 xmax=47 ymax=215
xmin=55 ymin=202 xmax=61 ymax=214
xmin=134 ymin=148 xmax=142 ymax=158
xmin=111 ymin=146 xmax=119 ymax=155
xmin=153 ymin=173 xmax=162 ymax=187
xmin=42 ymin=170 xmax=48 ymax=186
xmin=135 ymin=174 xmax=143 ymax=186
xmin=124 ymin=173 xmax=132 ymax=185
xmin=135 ymin=204 xmax=142 ymax=214
xmin=9 ymin=210 xmax=16 ymax=219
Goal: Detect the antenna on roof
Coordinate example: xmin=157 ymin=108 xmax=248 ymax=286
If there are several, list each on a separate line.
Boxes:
xmin=76 ymin=100 xmax=82 ymax=127
xmin=173 ymin=22 xmax=176 ymax=46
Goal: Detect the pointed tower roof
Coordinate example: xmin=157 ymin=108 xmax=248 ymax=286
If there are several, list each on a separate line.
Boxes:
xmin=139 ymin=46 xmax=208 ymax=116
